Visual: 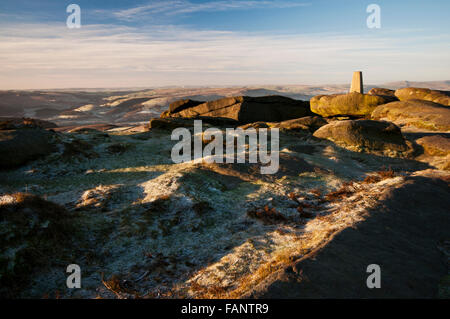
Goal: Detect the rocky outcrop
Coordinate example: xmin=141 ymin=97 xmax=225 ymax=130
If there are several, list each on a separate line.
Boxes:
xmin=149 ymin=116 xmax=238 ymax=130
xmin=416 ymin=135 xmax=450 ymax=157
xmin=0 ymin=117 xmax=57 ymax=130
xmin=0 ymin=128 xmax=57 ymax=169
xmin=415 ymin=135 xmax=450 ymax=171
xmin=371 ymin=100 xmax=450 ymax=131
xmin=368 ymin=88 xmax=398 ymax=102
xmin=310 ymin=92 xmax=387 ymax=117
xmin=272 ymin=116 xmax=328 ymax=133
xmin=168 ymin=99 xmax=205 ymax=114
xmin=395 ymin=87 xmax=450 ymax=106
xmin=166 ymin=95 xmax=313 ymax=124
xmin=149 ymin=118 xmax=199 ymax=130
xmin=368 ymin=88 xmax=396 ymax=97
xmin=313 ymin=120 xmax=410 ymax=157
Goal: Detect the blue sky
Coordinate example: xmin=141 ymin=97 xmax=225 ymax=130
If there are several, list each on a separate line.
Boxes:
xmin=0 ymin=0 xmax=449 ymax=89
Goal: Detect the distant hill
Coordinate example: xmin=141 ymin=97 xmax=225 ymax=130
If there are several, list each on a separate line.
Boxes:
xmin=379 ymin=80 xmax=450 ymax=90
xmin=1 ymin=81 xmax=449 ymax=127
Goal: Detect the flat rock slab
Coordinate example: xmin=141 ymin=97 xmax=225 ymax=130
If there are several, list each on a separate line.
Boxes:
xmin=168 ymin=95 xmax=312 ymax=124
xmin=372 ymin=99 xmax=450 ymax=131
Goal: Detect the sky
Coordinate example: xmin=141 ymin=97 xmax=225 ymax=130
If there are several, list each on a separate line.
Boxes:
xmin=0 ymin=0 xmax=449 ymax=89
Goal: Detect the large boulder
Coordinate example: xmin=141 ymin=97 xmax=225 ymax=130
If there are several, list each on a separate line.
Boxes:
xmin=0 ymin=128 xmax=57 ymax=169
xmin=368 ymin=88 xmax=398 ymax=102
xmin=167 ymin=95 xmax=313 ymax=124
xmin=168 ymin=99 xmax=204 ymax=114
xmin=313 ymin=120 xmax=410 ymax=157
xmin=416 ymin=135 xmax=450 ymax=157
xmin=310 ymin=92 xmax=387 ymax=117
xmin=272 ymin=116 xmax=328 ymax=133
xmin=415 ymin=135 xmax=450 ymax=171
xmin=149 ymin=116 xmax=238 ymax=130
xmin=395 ymin=87 xmax=450 ymax=106
xmin=371 ymin=100 xmax=450 ymax=131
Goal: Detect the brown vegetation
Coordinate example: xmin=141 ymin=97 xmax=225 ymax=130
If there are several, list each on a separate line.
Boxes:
xmin=324 ymin=181 xmax=354 ymax=201
xmin=247 ymin=205 xmax=288 ymax=224
xmin=363 ymin=167 xmax=396 ymax=184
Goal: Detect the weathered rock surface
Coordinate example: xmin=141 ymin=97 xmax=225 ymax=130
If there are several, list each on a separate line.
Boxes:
xmin=416 ymin=135 xmax=450 ymax=157
xmin=0 ymin=117 xmax=57 ymax=130
xmin=167 ymin=95 xmax=313 ymax=124
xmin=149 ymin=118 xmax=198 ymax=130
xmin=313 ymin=120 xmax=410 ymax=156
xmin=395 ymin=87 xmax=450 ymax=106
xmin=0 ymin=128 xmax=57 ymax=168
xmin=310 ymin=92 xmax=387 ymax=117
xmin=368 ymin=88 xmax=398 ymax=102
xmin=368 ymin=88 xmax=396 ymax=97
xmin=272 ymin=116 xmax=328 ymax=133
xmin=149 ymin=116 xmax=238 ymax=130
xmin=238 ymin=116 xmax=327 ymax=134
xmin=415 ymin=135 xmax=450 ymax=171
xmin=371 ymin=100 xmax=450 ymax=131
xmin=168 ymin=99 xmax=205 ymax=114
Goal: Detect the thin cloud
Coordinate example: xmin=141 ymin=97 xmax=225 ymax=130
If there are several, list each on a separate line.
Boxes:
xmin=113 ymin=0 xmax=311 ymax=21
xmin=0 ymin=23 xmax=449 ymax=89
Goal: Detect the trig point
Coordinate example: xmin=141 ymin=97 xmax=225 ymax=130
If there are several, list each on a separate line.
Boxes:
xmin=349 ymin=71 xmax=364 ymax=94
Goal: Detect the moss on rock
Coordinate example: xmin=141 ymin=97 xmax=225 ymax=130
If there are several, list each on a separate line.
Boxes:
xmin=310 ymin=92 xmax=387 ymax=117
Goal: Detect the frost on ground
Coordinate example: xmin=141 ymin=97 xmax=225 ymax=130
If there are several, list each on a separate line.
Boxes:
xmin=0 ymin=127 xmax=448 ymax=298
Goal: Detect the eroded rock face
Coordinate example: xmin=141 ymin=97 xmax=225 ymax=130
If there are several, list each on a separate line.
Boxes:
xmin=369 ymin=88 xmax=396 ymax=97
xmin=368 ymin=88 xmax=398 ymax=102
xmin=0 ymin=128 xmax=57 ymax=168
xmin=167 ymin=95 xmax=313 ymax=124
xmin=0 ymin=117 xmax=57 ymax=130
xmin=149 ymin=118 xmax=199 ymax=130
xmin=313 ymin=120 xmax=410 ymax=157
xmin=415 ymin=135 xmax=450 ymax=171
xmin=416 ymin=135 xmax=450 ymax=157
xmin=237 ymin=116 xmax=327 ymax=134
xmin=168 ymin=99 xmax=205 ymax=114
xmin=310 ymin=92 xmax=387 ymax=117
xmin=371 ymin=100 xmax=450 ymax=131
xmin=149 ymin=116 xmax=238 ymax=130
xmin=395 ymin=87 xmax=450 ymax=106
xmin=273 ymin=116 xmax=328 ymax=133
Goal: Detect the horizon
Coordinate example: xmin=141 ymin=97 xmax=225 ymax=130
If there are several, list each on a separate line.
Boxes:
xmin=2 ymin=79 xmax=450 ymax=92
xmin=1 ymin=0 xmax=450 ymax=89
